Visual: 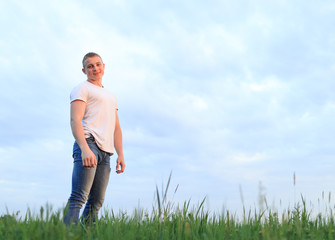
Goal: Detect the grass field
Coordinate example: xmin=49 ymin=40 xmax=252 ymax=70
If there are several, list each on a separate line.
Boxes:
xmin=2 ymin=175 xmax=335 ymax=239
xmin=2 ymin=199 xmax=335 ymax=239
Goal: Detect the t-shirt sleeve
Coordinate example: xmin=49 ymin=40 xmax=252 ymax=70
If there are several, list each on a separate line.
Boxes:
xmin=70 ymin=84 xmax=88 ymax=103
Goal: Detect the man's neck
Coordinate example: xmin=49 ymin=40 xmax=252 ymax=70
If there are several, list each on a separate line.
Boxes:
xmin=87 ymin=79 xmax=103 ymax=87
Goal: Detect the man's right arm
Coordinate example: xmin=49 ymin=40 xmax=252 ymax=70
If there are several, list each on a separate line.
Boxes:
xmin=70 ymin=100 xmax=97 ymax=167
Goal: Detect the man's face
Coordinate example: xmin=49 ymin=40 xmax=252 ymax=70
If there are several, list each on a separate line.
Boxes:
xmin=82 ymin=56 xmax=105 ymax=81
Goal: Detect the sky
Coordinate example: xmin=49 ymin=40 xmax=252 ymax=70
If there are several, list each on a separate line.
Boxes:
xmin=1 ymin=0 xmax=335 ymax=217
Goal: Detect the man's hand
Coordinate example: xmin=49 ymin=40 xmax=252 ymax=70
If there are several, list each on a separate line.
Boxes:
xmin=116 ymin=155 xmax=125 ymax=174
xmin=81 ymin=148 xmax=97 ymax=168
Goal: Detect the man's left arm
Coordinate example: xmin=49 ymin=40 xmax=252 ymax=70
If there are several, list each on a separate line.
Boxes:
xmin=114 ymin=110 xmax=125 ymax=174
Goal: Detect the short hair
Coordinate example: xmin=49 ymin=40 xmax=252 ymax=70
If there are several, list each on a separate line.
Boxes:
xmin=82 ymin=52 xmax=103 ymax=67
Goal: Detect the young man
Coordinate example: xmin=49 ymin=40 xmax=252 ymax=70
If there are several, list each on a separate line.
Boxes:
xmin=64 ymin=52 xmax=125 ymax=225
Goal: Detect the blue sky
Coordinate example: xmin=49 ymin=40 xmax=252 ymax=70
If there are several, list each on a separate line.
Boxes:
xmin=1 ymin=0 xmax=335 ymax=216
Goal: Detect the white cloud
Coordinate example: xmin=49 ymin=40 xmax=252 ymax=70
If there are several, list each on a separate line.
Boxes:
xmin=242 ymin=76 xmax=288 ymax=92
xmin=185 ymin=94 xmax=209 ymax=111
xmin=232 ymin=152 xmax=267 ymax=164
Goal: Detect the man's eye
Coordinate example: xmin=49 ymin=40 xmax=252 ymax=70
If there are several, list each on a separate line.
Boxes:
xmin=87 ymin=66 xmax=92 ymax=69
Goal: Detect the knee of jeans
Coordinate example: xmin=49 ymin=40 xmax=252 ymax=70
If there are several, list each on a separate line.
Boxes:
xmin=69 ymin=190 xmax=89 ymax=206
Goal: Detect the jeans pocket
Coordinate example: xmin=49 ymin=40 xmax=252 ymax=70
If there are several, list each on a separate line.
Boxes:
xmin=86 ymin=135 xmax=95 ymax=143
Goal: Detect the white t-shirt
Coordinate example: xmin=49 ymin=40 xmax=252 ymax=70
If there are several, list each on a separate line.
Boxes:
xmin=70 ymin=81 xmax=118 ymax=154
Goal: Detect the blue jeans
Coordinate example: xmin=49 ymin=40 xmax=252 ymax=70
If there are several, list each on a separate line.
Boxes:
xmin=64 ymin=136 xmax=111 ymax=225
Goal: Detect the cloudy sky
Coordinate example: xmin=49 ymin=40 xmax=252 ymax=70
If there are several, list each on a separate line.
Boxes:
xmin=1 ymin=0 xmax=335 ymax=217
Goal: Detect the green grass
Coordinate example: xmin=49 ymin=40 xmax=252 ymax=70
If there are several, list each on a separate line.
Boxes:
xmin=2 ymin=200 xmax=335 ymax=240
xmin=2 ymin=174 xmax=335 ymax=239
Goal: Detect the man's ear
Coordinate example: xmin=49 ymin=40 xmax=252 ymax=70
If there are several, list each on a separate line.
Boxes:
xmin=82 ymin=68 xmax=86 ymax=74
